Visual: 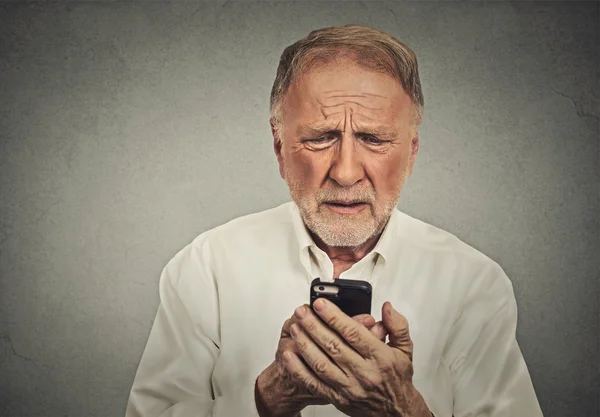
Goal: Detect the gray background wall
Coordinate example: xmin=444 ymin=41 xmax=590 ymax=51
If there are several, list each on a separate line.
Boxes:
xmin=0 ymin=1 xmax=598 ymax=416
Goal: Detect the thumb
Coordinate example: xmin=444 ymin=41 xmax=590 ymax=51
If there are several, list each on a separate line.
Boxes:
xmin=369 ymin=321 xmax=390 ymax=343
xmin=382 ymin=301 xmax=413 ymax=361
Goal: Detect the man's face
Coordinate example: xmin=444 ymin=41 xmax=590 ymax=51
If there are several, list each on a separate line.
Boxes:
xmin=273 ymin=57 xmax=419 ymax=248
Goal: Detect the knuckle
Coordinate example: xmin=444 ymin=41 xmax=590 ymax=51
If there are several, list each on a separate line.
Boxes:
xmin=362 ymin=371 xmax=383 ymax=389
xmin=351 ymin=314 xmax=365 ymax=322
xmin=312 ymin=359 xmax=328 ymax=375
xmin=304 ymin=319 xmax=318 ymax=334
xmin=325 ymin=338 xmax=342 ymax=356
xmin=334 ymin=392 xmax=351 ymax=408
xmin=276 ymin=346 xmax=290 ymax=362
xmin=378 ymin=353 xmax=392 ymax=367
xmin=282 ymin=318 xmax=298 ymax=337
xmin=343 ymin=326 xmax=361 ymax=345
xmin=305 ymin=379 xmax=320 ymax=396
xmin=286 ymin=380 xmax=301 ymax=396
xmin=345 ymin=386 xmax=366 ymax=403
xmin=391 ymin=353 xmax=413 ymax=378
xmin=398 ymin=341 xmax=414 ymax=362
xmin=295 ymin=338 xmax=308 ymax=352
xmin=375 ymin=355 xmax=395 ymax=375
xmin=383 ymin=353 xmax=399 ymax=370
xmin=407 ymin=340 xmax=414 ymax=357
xmin=291 ymin=369 xmax=304 ymax=381
xmin=326 ymin=314 xmax=340 ymax=328
xmin=405 ymin=362 xmax=415 ymax=378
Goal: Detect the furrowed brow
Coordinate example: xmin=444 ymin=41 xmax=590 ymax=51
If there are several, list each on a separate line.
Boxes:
xmin=355 ymin=126 xmax=400 ymax=139
xmin=296 ymin=124 xmax=400 ymax=139
xmin=297 ymin=124 xmax=336 ymax=137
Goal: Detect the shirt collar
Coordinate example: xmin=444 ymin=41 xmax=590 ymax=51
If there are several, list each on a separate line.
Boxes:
xmin=290 ymin=201 xmax=316 ymax=260
xmin=369 ymin=207 xmax=400 ymax=262
xmin=289 ymin=201 xmax=400 ymax=264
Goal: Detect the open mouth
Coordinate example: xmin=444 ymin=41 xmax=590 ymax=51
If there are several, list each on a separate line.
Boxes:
xmin=323 ymin=201 xmax=369 ymax=214
xmin=327 ymin=202 xmax=365 ymax=207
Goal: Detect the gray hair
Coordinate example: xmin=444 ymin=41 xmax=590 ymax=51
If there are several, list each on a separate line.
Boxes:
xmin=270 ymin=24 xmax=424 ymax=141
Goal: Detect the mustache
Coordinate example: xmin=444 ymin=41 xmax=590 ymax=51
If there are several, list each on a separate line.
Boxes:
xmin=315 ymin=188 xmax=376 ymax=204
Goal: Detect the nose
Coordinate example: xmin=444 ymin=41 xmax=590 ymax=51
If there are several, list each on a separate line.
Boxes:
xmin=328 ymin=135 xmax=365 ymax=187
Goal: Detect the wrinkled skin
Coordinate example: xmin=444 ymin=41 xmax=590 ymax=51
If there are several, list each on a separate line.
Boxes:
xmin=283 ymin=299 xmax=431 ymax=417
xmin=257 ymin=55 xmax=430 ymax=416
xmin=255 ymin=310 xmax=389 ymax=416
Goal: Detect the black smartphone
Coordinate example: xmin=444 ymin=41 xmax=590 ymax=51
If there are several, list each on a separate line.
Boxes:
xmin=310 ymin=278 xmax=372 ymax=317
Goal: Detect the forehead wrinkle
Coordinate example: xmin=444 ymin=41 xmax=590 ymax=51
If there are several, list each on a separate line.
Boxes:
xmin=301 ymin=97 xmax=395 ymax=135
xmin=323 ymin=90 xmax=389 ymax=100
xmin=351 ymin=113 xmax=378 ymax=122
xmin=308 ymin=105 xmax=388 ymax=128
xmin=319 ymin=101 xmax=384 ymax=114
xmin=343 ymin=105 xmax=352 ymax=133
xmin=318 ymin=94 xmax=385 ymax=109
xmin=316 ymin=93 xmax=387 ymax=111
xmin=346 ymin=110 xmax=401 ymax=137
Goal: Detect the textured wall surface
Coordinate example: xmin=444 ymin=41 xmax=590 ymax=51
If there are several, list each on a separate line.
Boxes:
xmin=0 ymin=2 xmax=598 ymax=416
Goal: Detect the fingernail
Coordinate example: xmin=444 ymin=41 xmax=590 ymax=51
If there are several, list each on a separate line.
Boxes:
xmin=295 ymin=305 xmax=306 ymax=319
xmin=313 ymin=298 xmax=325 ymax=312
xmin=290 ymin=323 xmax=299 ymax=337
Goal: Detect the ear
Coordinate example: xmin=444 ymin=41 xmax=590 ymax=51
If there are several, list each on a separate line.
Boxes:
xmin=270 ymin=118 xmax=285 ymax=180
xmin=407 ymin=131 xmax=419 ymax=177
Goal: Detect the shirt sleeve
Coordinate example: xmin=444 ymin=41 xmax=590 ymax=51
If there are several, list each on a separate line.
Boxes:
xmin=446 ymin=263 xmax=544 ymax=417
xmin=125 ymin=236 xmax=262 ymax=417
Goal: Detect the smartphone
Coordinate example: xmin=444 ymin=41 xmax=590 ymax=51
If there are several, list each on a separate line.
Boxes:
xmin=310 ymin=278 xmax=372 ymax=317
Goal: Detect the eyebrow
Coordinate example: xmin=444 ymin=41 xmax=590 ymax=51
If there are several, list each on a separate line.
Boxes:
xmin=297 ymin=124 xmax=331 ymax=137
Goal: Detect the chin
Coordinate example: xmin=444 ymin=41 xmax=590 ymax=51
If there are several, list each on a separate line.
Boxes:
xmin=295 ymin=197 xmax=385 ymax=247
xmin=318 ymin=233 xmax=373 ymax=248
xmin=310 ymin=216 xmax=378 ymax=248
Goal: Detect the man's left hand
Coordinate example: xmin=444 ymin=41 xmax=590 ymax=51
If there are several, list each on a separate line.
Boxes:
xmin=283 ymin=299 xmax=431 ymax=417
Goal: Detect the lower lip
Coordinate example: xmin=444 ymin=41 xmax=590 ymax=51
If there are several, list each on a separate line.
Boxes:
xmin=324 ymin=203 xmax=369 ymax=214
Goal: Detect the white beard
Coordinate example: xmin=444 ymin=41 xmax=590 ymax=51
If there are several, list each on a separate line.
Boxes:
xmin=285 ymin=169 xmax=408 ymax=248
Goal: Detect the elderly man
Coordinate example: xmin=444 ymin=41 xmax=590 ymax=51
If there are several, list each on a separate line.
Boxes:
xmin=125 ymin=25 xmax=543 ymax=417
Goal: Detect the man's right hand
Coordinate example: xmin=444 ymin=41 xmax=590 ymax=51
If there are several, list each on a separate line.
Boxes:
xmin=255 ymin=308 xmax=389 ymax=417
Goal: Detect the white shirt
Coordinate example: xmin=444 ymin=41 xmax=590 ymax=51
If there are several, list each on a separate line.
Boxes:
xmin=125 ymin=201 xmax=543 ymax=417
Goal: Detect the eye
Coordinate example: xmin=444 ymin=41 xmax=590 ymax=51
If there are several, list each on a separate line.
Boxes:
xmin=363 ymin=135 xmax=384 ymax=145
xmin=305 ymin=135 xmax=336 ymax=147
xmin=309 ymin=135 xmax=334 ymax=143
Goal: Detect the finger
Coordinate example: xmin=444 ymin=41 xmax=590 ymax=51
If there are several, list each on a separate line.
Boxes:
xmin=282 ymin=310 xmax=307 ymax=337
xmin=281 ymin=318 xmax=292 ymax=337
xmin=284 ymin=311 xmax=372 ymax=337
xmin=282 ymin=351 xmax=336 ymax=401
xmin=382 ymin=301 xmax=413 ymax=361
xmin=282 ymin=316 xmax=301 ymax=337
xmin=369 ymin=321 xmax=389 ymax=342
xmin=294 ymin=304 xmax=364 ymax=366
xmin=353 ymin=314 xmax=376 ymax=328
xmin=289 ymin=323 xmax=348 ymax=388
xmin=309 ymin=298 xmax=382 ymax=359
